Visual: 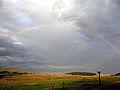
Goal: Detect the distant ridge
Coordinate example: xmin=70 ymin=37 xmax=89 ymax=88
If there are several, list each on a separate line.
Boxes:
xmin=0 ymin=68 xmax=29 ymax=78
xmin=115 ymin=73 xmax=120 ymax=76
xmin=66 ymin=72 xmax=97 ymax=76
xmin=0 ymin=67 xmax=27 ymax=73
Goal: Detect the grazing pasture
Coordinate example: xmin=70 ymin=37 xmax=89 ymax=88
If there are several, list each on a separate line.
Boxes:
xmin=0 ymin=73 xmax=120 ymax=90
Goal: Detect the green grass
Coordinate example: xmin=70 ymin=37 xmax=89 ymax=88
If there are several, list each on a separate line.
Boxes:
xmin=0 ymin=74 xmax=120 ymax=90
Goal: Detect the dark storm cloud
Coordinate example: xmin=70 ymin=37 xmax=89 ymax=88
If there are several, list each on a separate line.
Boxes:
xmin=0 ymin=34 xmax=46 ymax=70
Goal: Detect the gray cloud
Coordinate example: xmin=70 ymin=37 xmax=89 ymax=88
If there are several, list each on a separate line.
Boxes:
xmin=52 ymin=0 xmax=120 ymax=73
xmin=0 ymin=0 xmax=120 ymax=73
xmin=0 ymin=31 xmax=46 ymax=70
xmin=53 ymin=0 xmax=120 ymax=48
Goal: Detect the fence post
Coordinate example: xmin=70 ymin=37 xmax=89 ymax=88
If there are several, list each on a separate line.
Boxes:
xmin=49 ymin=84 xmax=51 ymax=90
xmin=83 ymin=77 xmax=85 ymax=85
xmin=11 ymin=86 xmax=14 ymax=90
xmin=62 ymin=81 xmax=65 ymax=89
xmin=52 ymin=83 xmax=55 ymax=90
xmin=49 ymin=83 xmax=55 ymax=90
xmin=4 ymin=87 xmax=7 ymax=90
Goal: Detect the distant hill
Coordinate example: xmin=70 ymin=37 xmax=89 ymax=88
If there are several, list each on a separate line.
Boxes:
xmin=115 ymin=73 xmax=120 ymax=76
xmin=0 ymin=68 xmax=29 ymax=78
xmin=66 ymin=72 xmax=97 ymax=76
xmin=0 ymin=68 xmax=26 ymax=73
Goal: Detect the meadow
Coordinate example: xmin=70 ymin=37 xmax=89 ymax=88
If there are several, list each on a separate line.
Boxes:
xmin=0 ymin=73 xmax=120 ymax=90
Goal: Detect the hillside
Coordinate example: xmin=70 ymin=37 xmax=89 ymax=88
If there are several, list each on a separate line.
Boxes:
xmin=66 ymin=72 xmax=97 ymax=76
xmin=0 ymin=68 xmax=29 ymax=78
xmin=0 ymin=68 xmax=26 ymax=73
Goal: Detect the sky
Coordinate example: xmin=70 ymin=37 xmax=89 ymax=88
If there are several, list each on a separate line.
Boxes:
xmin=0 ymin=0 xmax=120 ymax=74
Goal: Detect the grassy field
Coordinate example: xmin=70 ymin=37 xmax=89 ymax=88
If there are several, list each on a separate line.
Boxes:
xmin=0 ymin=74 xmax=120 ymax=90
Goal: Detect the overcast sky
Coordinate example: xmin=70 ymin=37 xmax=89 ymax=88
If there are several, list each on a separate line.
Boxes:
xmin=0 ymin=0 xmax=120 ymax=74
